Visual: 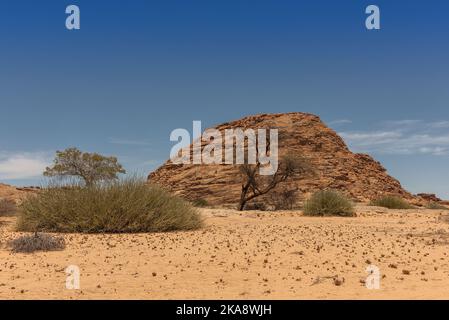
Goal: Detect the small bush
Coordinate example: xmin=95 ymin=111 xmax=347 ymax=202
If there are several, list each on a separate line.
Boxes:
xmin=17 ymin=178 xmax=203 ymax=233
xmin=426 ymin=202 xmax=448 ymax=210
xmin=192 ymin=198 xmax=209 ymax=208
xmin=303 ymin=190 xmax=355 ymax=217
xmin=244 ymin=202 xmax=268 ymax=211
xmin=9 ymin=233 xmax=65 ymax=253
xmin=0 ymin=198 xmax=16 ymax=216
xmin=268 ymin=188 xmax=299 ymax=210
xmin=369 ymin=196 xmax=412 ymax=209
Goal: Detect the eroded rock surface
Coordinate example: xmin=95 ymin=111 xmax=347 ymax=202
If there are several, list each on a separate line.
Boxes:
xmin=149 ymin=112 xmax=414 ymax=206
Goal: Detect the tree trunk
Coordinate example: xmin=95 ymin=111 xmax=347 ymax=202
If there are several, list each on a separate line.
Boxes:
xmin=238 ymin=183 xmax=251 ymax=211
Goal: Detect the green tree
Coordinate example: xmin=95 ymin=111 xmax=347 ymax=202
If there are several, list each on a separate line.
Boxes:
xmin=44 ymin=148 xmax=126 ymax=186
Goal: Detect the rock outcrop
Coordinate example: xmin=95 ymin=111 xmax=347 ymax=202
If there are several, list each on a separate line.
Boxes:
xmin=0 ymin=183 xmax=39 ymax=203
xmin=416 ymin=193 xmax=442 ymax=203
xmin=149 ymin=112 xmax=415 ymax=206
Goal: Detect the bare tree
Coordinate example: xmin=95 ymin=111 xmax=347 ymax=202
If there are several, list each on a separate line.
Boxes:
xmin=238 ymin=153 xmax=312 ymax=211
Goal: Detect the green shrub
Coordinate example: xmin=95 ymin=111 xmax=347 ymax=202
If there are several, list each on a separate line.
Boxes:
xmin=192 ymin=198 xmax=209 ymax=208
xmin=303 ymin=190 xmax=355 ymax=217
xmin=0 ymin=198 xmax=16 ymax=216
xmin=426 ymin=202 xmax=448 ymax=210
xmin=9 ymin=233 xmax=65 ymax=253
xmin=17 ymin=178 xmax=203 ymax=233
xmin=369 ymin=196 xmax=412 ymax=209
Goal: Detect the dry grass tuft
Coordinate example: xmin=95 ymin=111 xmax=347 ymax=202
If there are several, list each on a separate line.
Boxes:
xmin=8 ymin=233 xmax=65 ymax=253
xmin=17 ymin=177 xmax=203 ymax=233
xmin=369 ymin=196 xmax=413 ymax=209
xmin=426 ymin=202 xmax=448 ymax=210
xmin=303 ymin=190 xmax=355 ymax=217
xmin=192 ymin=198 xmax=209 ymax=208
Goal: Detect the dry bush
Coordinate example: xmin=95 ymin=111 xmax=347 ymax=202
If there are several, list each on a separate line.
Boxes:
xmin=8 ymin=233 xmax=65 ymax=253
xmin=192 ymin=198 xmax=209 ymax=208
xmin=0 ymin=198 xmax=17 ymax=216
xmin=267 ymin=187 xmax=299 ymax=210
xmin=369 ymin=196 xmax=413 ymax=209
xmin=244 ymin=202 xmax=268 ymax=211
xmin=17 ymin=177 xmax=203 ymax=233
xmin=426 ymin=202 xmax=448 ymax=210
xmin=303 ymin=190 xmax=355 ymax=217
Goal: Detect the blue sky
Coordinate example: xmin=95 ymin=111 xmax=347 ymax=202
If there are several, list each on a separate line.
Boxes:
xmin=1 ymin=0 xmax=448 ymax=198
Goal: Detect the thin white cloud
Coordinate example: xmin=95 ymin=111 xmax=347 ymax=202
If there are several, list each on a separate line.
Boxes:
xmin=382 ymin=119 xmax=449 ymax=130
xmin=340 ymin=120 xmax=449 ymax=156
xmin=383 ymin=119 xmax=422 ymax=127
xmin=328 ymin=119 xmax=352 ymax=126
xmin=340 ymin=131 xmax=402 ymax=146
xmin=430 ymin=121 xmax=449 ymax=128
xmin=0 ymin=152 xmax=50 ymax=180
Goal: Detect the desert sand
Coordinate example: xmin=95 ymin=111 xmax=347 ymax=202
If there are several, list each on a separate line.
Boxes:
xmin=1 ymin=205 xmax=449 ymax=300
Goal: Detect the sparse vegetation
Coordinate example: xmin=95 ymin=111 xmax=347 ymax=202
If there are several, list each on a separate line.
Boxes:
xmin=0 ymin=198 xmax=16 ymax=216
xmin=267 ymin=187 xmax=299 ymax=210
xmin=238 ymin=153 xmax=313 ymax=211
xmin=426 ymin=202 xmax=448 ymax=210
xmin=44 ymin=147 xmax=126 ymax=186
xmin=369 ymin=195 xmax=413 ymax=209
xmin=192 ymin=198 xmax=209 ymax=208
xmin=17 ymin=177 xmax=203 ymax=233
xmin=244 ymin=202 xmax=268 ymax=211
xmin=303 ymin=190 xmax=355 ymax=217
xmin=8 ymin=233 xmax=65 ymax=253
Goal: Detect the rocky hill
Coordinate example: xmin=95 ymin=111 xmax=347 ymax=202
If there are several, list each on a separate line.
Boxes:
xmin=148 ymin=112 xmax=416 ymax=207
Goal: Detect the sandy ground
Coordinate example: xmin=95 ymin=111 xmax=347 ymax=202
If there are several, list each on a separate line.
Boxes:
xmin=1 ymin=205 xmax=449 ymax=300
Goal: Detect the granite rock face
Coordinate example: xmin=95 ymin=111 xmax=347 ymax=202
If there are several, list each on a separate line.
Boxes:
xmin=148 ymin=113 xmax=414 ymax=206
